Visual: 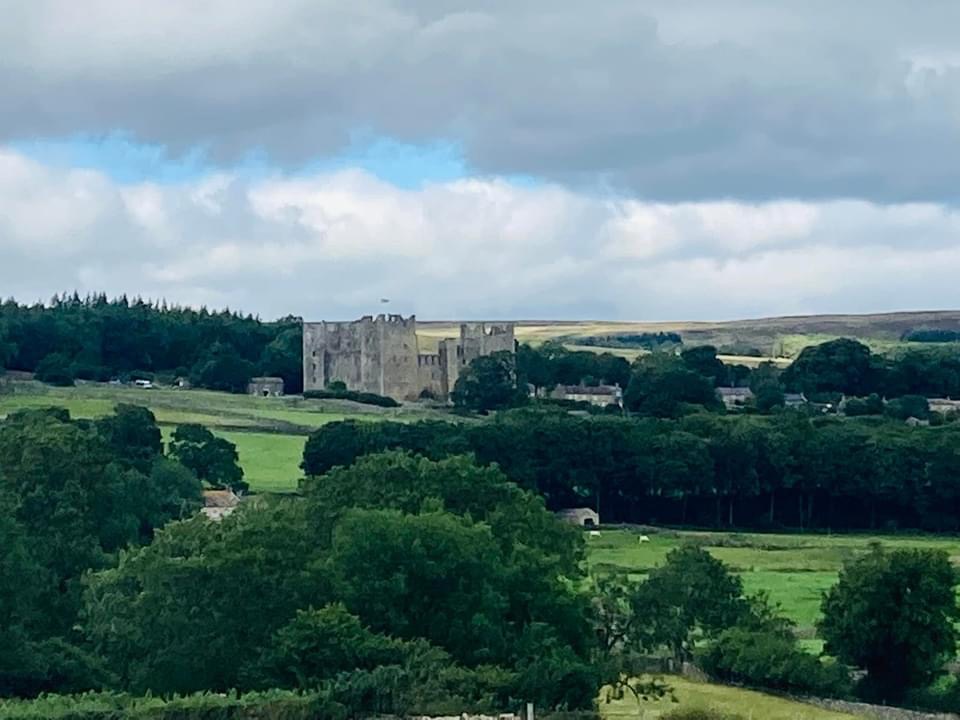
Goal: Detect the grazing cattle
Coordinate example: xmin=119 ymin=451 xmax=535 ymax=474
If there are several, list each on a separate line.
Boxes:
xmin=589 ymin=530 xmax=602 ymax=538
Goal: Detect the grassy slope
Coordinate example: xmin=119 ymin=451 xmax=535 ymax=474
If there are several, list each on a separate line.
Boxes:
xmin=602 ymin=676 xmax=859 ymax=720
xmin=0 ymin=381 xmax=451 ymax=494
xmin=587 ymin=528 xmax=960 ymax=647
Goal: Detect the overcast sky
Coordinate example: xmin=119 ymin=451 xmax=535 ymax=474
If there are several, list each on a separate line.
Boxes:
xmin=3 ymin=0 xmax=960 ymax=320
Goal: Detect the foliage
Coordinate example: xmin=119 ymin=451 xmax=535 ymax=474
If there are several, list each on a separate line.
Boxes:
xmin=782 ymin=339 xmax=881 ymax=396
xmin=168 ymin=424 xmax=247 ymax=493
xmin=624 ymin=353 xmax=718 ymax=417
xmin=301 ymin=408 xmax=960 ymax=531
xmin=516 ymin=343 xmax=631 ymax=393
xmin=0 ymin=294 xmax=299 ymax=395
xmin=902 ymin=328 xmax=960 ymax=342
xmin=0 ymin=406 xmax=201 ymax=697
xmin=34 ymin=353 xmax=75 ymax=387
xmin=452 ymin=351 xmax=527 ymax=412
xmin=0 ymin=690 xmax=347 ymax=720
xmin=884 ymin=394 xmax=930 ymax=421
xmin=83 ymin=452 xmax=596 ymax=709
xmin=301 ymin=388 xmax=399 ymax=407
xmin=630 ymin=546 xmax=746 ymax=662
xmin=698 ymin=625 xmax=851 ymax=697
xmin=818 ymin=545 xmax=960 ymax=703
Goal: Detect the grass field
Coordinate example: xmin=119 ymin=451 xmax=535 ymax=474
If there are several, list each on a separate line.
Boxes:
xmin=601 ymin=676 xmax=859 ymax=720
xmin=586 ymin=527 xmax=960 ymax=648
xmin=0 ymin=381 xmax=450 ymax=494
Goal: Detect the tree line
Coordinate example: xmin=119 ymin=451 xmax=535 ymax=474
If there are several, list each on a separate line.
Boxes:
xmin=0 ymin=294 xmax=303 ymax=394
xmin=302 ymin=410 xmax=960 ymax=531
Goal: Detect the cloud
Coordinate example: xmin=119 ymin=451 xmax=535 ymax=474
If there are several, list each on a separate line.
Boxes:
xmin=2 ymin=147 xmax=960 ymax=320
xmin=3 ymin=1 xmax=960 ymax=202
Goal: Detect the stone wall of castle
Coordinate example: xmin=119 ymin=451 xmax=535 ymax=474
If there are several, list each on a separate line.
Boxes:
xmin=303 ymin=315 xmax=515 ymax=402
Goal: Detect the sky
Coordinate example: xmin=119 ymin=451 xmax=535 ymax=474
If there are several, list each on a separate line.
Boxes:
xmin=2 ymin=0 xmax=960 ymax=321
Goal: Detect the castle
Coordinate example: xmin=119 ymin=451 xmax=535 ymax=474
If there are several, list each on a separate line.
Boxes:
xmin=302 ymin=315 xmax=516 ymax=401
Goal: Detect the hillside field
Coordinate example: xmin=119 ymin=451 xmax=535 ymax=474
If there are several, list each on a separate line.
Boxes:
xmin=0 ymin=381 xmax=451 ymax=493
xmin=601 ymin=675 xmax=859 ymax=720
xmin=588 ymin=527 xmax=960 ymax=652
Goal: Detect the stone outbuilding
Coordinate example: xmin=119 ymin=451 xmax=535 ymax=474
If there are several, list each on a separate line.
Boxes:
xmin=248 ymin=376 xmax=284 ymax=397
xmin=556 ymin=507 xmax=601 ymax=527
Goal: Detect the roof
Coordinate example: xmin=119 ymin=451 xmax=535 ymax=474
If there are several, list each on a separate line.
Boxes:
xmin=556 ymin=384 xmax=621 ymax=396
xmin=203 ymin=489 xmax=240 ymax=508
xmin=249 ymin=376 xmax=284 ymax=383
xmin=716 ymin=387 xmax=754 ymax=397
xmin=557 ymin=507 xmax=600 ymax=520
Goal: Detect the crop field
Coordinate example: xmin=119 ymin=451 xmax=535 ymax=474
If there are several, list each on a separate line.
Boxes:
xmin=586 ymin=527 xmax=960 ymax=649
xmin=601 ymin=676 xmax=859 ymax=720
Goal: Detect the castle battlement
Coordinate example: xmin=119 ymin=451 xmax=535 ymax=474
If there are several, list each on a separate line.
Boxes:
xmin=303 ymin=316 xmax=515 ymax=402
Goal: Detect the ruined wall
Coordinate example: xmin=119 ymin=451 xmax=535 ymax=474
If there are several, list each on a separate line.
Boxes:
xmin=417 ymin=353 xmax=447 ymax=399
xmin=304 ymin=317 xmax=516 ymax=402
xmin=303 ymin=315 xmax=420 ymax=399
xmin=446 ymin=323 xmax=516 ymax=392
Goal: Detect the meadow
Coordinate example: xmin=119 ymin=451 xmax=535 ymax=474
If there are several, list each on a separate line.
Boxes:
xmin=0 ymin=381 xmax=450 ymax=493
xmin=601 ymin=676 xmax=860 ymax=720
xmin=586 ymin=527 xmax=960 ymax=650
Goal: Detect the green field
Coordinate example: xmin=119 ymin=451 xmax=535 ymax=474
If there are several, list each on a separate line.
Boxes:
xmin=602 ymin=676 xmax=858 ymax=720
xmin=587 ymin=527 xmax=960 ymax=647
xmin=0 ymin=381 xmax=451 ymax=494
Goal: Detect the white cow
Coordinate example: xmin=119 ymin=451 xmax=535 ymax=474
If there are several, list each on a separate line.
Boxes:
xmin=638 ymin=535 xmax=650 ymax=543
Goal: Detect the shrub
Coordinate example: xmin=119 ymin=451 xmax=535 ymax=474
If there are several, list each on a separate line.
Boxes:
xmin=662 ymin=709 xmax=743 ymax=720
xmin=302 ymin=389 xmax=399 ymax=407
xmin=34 ymin=354 xmax=75 ymax=387
xmin=698 ymin=627 xmax=851 ymax=698
xmin=0 ymin=690 xmax=347 ymax=720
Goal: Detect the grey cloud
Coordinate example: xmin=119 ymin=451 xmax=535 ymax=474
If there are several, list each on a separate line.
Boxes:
xmin=3 ymin=1 xmax=960 ymax=201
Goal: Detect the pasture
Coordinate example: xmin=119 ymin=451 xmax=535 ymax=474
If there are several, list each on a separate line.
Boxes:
xmin=601 ymin=676 xmax=859 ymax=720
xmin=0 ymin=381 xmax=450 ymax=494
xmin=586 ymin=527 xmax=960 ymax=649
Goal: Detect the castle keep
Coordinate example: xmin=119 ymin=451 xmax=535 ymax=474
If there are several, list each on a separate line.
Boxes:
xmin=302 ymin=315 xmax=515 ymax=401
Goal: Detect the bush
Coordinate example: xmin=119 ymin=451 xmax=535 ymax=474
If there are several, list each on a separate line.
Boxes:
xmin=698 ymin=627 xmax=851 ymax=698
xmin=34 ymin=354 xmax=75 ymax=387
xmin=302 ymin=389 xmax=399 ymax=407
xmin=0 ymin=690 xmax=347 ymax=720
xmin=661 ymin=709 xmax=743 ymax=720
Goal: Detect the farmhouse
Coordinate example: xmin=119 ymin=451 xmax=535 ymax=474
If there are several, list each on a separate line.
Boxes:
xmin=557 ymin=508 xmax=600 ymax=527
xmin=929 ymin=398 xmax=960 ymax=414
xmin=248 ymin=376 xmax=284 ymax=397
xmin=716 ymin=386 xmax=754 ymax=409
xmin=550 ymin=383 xmax=623 ymax=408
xmin=201 ymin=489 xmax=241 ymax=521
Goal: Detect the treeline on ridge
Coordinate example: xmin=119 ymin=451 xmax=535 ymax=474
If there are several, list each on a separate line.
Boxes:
xmin=0 ymin=294 xmax=303 ymax=394
xmin=302 ymin=410 xmax=960 ymax=531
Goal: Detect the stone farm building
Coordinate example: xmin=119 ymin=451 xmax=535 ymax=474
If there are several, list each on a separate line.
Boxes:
xmin=303 ymin=315 xmax=515 ymax=402
xmin=248 ymin=376 xmax=284 ymax=397
xmin=557 ymin=508 xmax=601 ymax=527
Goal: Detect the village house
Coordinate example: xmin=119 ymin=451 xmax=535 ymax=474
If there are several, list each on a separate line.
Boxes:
xmin=550 ymin=383 xmax=623 ymax=408
xmin=716 ymin=386 xmax=754 ymax=409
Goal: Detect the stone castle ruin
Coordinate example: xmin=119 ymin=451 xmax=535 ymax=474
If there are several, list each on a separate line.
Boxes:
xmin=303 ymin=315 xmax=515 ymax=401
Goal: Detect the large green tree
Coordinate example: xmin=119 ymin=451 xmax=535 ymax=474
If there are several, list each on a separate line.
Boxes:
xmin=818 ymin=545 xmax=960 ymax=702
xmin=168 ymin=424 xmax=247 ymax=493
